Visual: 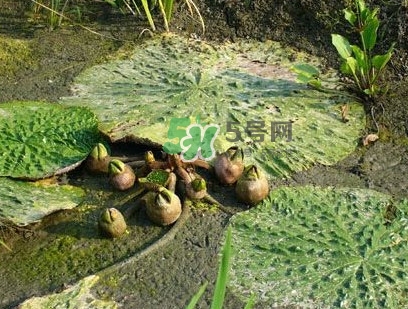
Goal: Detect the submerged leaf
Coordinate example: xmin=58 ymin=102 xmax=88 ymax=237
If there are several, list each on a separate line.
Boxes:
xmin=0 ymin=177 xmax=84 ymax=226
xmin=18 ymin=275 xmax=118 ymax=309
xmin=0 ymin=101 xmax=100 ymax=179
xmin=291 ymin=63 xmax=320 ymax=78
xmin=61 ymin=35 xmax=365 ymax=179
xmin=229 ymin=186 xmax=408 ymax=308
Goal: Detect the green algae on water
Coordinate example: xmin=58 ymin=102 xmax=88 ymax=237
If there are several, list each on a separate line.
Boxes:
xmin=0 ymin=36 xmax=33 ymax=77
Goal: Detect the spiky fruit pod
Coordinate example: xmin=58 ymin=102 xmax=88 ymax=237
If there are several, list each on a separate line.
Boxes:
xmin=86 ymin=143 xmax=111 ymax=173
xmin=236 ymin=165 xmax=269 ymax=206
xmin=145 ymin=187 xmax=182 ymax=226
xmin=213 ymin=146 xmax=244 ymax=185
xmin=98 ymin=208 xmax=127 ymax=238
xmin=109 ymin=159 xmax=136 ymax=191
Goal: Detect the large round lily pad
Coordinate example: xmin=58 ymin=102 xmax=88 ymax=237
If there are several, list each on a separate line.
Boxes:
xmin=229 ymin=186 xmax=408 ymax=308
xmin=61 ymin=34 xmax=364 ymax=178
xmin=0 ymin=101 xmax=100 ymax=179
xmin=0 ymin=177 xmax=84 ymax=226
xmin=18 ymin=275 xmax=117 ymax=309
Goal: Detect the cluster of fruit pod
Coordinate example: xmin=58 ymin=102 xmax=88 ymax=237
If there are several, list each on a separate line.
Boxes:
xmin=85 ymin=143 xmax=269 ymax=238
xmin=213 ymin=146 xmax=269 ymax=205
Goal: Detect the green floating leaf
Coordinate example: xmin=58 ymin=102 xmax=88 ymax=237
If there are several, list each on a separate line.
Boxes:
xmin=229 ymin=186 xmax=408 ymax=308
xmin=0 ymin=177 xmax=84 ymax=226
xmin=146 ymin=169 xmax=170 ymax=186
xmin=18 ymin=275 xmax=118 ymax=309
xmin=0 ymin=101 xmax=100 ymax=179
xmin=61 ymin=34 xmax=365 ymax=179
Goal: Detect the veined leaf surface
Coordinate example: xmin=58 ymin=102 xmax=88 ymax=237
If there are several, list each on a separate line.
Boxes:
xmin=0 ymin=177 xmax=84 ymax=226
xmin=0 ymin=101 xmax=100 ymax=179
xmin=229 ymin=186 xmax=408 ymax=308
xmin=18 ymin=275 xmax=117 ymax=309
xmin=61 ymin=34 xmax=365 ymax=179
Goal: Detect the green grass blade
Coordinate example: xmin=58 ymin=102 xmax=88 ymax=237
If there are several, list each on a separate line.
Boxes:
xmin=0 ymin=239 xmax=12 ymax=252
xmin=164 ymin=0 xmax=174 ymax=22
xmin=158 ymin=0 xmax=169 ymax=32
xmin=210 ymin=226 xmax=232 ymax=309
xmin=141 ymin=0 xmax=156 ymax=31
xmin=186 ymin=282 xmax=208 ymax=309
xmin=244 ymin=294 xmax=256 ymax=309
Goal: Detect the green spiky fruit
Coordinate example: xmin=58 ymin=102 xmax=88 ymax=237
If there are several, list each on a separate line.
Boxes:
xmin=214 ymin=146 xmax=244 ymax=185
xmin=235 ymin=165 xmax=269 ymax=206
xmin=86 ymin=143 xmax=111 ymax=173
xmin=98 ymin=208 xmax=127 ymax=238
xmin=108 ymin=159 xmax=136 ymax=191
xmin=145 ymin=187 xmax=182 ymax=226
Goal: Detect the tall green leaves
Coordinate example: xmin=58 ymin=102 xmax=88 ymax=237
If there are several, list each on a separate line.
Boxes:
xmin=331 ymin=0 xmax=394 ymax=97
xmin=210 ymin=226 xmax=232 ymax=309
xmin=104 ymin=0 xmax=204 ymax=33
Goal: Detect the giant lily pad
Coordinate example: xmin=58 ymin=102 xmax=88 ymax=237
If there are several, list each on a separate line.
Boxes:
xmin=0 ymin=101 xmax=100 ymax=179
xmin=229 ymin=186 xmax=408 ymax=308
xmin=0 ymin=177 xmax=84 ymax=226
xmin=61 ymin=34 xmax=365 ymax=178
xmin=18 ymin=275 xmax=117 ymax=309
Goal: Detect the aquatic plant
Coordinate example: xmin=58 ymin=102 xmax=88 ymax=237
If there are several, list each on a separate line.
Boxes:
xmin=186 ymin=226 xmax=255 ymax=309
xmin=104 ymin=0 xmax=204 ymax=33
xmin=0 ymin=101 xmax=100 ymax=179
xmin=0 ymin=177 xmax=84 ymax=226
xmin=0 ymin=101 xmax=98 ymax=226
xmin=61 ymin=35 xmax=365 ymax=180
xmin=145 ymin=186 xmax=182 ymax=226
xmin=98 ymin=208 xmax=127 ymax=238
xmin=229 ymin=186 xmax=408 ymax=308
xmin=331 ymin=0 xmax=395 ymax=98
xmin=213 ymin=146 xmax=244 ymax=185
xmin=235 ymin=164 xmax=269 ymax=206
xmin=108 ymin=159 xmax=136 ymax=190
xmin=85 ymin=143 xmax=111 ymax=174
